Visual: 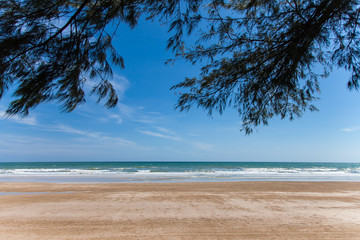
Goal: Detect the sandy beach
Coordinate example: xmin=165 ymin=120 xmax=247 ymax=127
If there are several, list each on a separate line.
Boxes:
xmin=0 ymin=181 xmax=359 ymax=239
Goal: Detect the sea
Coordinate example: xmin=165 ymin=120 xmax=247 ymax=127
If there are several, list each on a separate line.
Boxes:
xmin=1 ymin=162 xmax=360 ymax=183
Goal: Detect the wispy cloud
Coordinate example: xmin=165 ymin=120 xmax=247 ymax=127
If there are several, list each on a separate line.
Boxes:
xmin=53 ymin=124 xmax=101 ymax=137
xmin=0 ymin=134 xmax=87 ymax=155
xmin=137 ymin=128 xmax=182 ymax=141
xmin=341 ymin=126 xmax=360 ymax=132
xmin=109 ymin=114 xmax=123 ymax=124
xmin=0 ymin=134 xmax=46 ymax=145
xmin=47 ymin=124 xmax=135 ymax=146
xmin=155 ymin=127 xmax=177 ymax=135
xmin=0 ymin=111 xmax=37 ymax=126
xmin=110 ymin=75 xmax=130 ymax=98
xmin=118 ymin=103 xmax=136 ymax=117
xmin=136 ymin=127 xmax=215 ymax=152
xmin=96 ymin=103 xmax=147 ymax=125
xmin=117 ymin=103 xmax=173 ymax=125
xmin=84 ymin=74 xmax=129 ymax=100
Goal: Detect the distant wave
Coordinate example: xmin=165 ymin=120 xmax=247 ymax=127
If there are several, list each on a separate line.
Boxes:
xmin=1 ymin=162 xmax=360 ymax=182
xmin=1 ymin=167 xmax=360 ymax=177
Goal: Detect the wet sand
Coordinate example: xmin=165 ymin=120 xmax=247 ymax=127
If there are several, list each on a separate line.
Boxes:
xmin=0 ymin=181 xmax=360 ymax=240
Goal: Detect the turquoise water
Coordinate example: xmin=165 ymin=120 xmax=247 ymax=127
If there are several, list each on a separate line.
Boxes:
xmin=0 ymin=162 xmax=360 ymax=182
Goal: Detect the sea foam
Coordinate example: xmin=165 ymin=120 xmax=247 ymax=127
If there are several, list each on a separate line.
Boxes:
xmin=1 ymin=162 xmax=360 ymax=182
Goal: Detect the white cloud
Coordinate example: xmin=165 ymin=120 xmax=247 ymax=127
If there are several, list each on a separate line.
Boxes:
xmin=136 ymin=127 xmax=214 ymax=151
xmin=53 ymin=124 xmax=100 ymax=137
xmin=0 ymin=111 xmax=37 ymax=126
xmin=117 ymin=103 xmax=171 ymax=125
xmin=0 ymin=134 xmax=46 ymax=145
xmin=84 ymin=74 xmax=129 ymax=100
xmin=137 ymin=128 xmax=182 ymax=141
xmin=118 ymin=103 xmax=135 ymax=117
xmin=155 ymin=127 xmax=176 ymax=135
xmin=133 ymin=116 xmax=156 ymax=124
xmin=110 ymin=75 xmax=129 ymax=98
xmin=341 ymin=126 xmax=360 ymax=132
xmin=109 ymin=114 xmax=123 ymax=124
xmin=47 ymin=124 xmax=135 ymax=146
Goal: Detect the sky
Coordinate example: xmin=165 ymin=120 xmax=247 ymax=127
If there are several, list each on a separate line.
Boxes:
xmin=1 ymin=19 xmax=360 ymax=162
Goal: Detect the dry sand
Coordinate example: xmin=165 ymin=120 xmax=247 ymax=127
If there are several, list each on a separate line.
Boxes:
xmin=0 ymin=181 xmax=360 ymax=240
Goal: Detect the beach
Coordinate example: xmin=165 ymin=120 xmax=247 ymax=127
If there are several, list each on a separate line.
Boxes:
xmin=0 ymin=181 xmax=360 ymax=239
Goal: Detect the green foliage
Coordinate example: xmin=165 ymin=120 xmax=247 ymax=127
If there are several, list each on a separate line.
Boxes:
xmin=169 ymin=0 xmax=360 ymax=133
xmin=0 ymin=0 xmax=140 ymax=115
xmin=0 ymin=0 xmax=201 ymax=116
xmin=2 ymin=0 xmax=360 ymax=134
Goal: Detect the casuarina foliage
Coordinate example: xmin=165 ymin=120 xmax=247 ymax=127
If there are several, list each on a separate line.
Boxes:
xmin=1 ymin=0 xmax=359 ymax=133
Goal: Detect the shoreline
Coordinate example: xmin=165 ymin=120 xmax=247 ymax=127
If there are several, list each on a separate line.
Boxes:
xmin=2 ymin=180 xmax=360 ymax=191
xmin=2 ymin=176 xmax=360 ymax=183
xmin=1 ymin=161 xmax=359 ymax=183
xmin=1 ymin=181 xmax=360 ymax=239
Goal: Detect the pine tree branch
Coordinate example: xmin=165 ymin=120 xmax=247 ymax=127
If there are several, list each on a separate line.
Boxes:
xmin=4 ymin=0 xmax=90 ymax=65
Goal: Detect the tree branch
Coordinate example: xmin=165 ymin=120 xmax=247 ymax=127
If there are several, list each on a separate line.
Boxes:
xmin=4 ymin=0 xmax=90 ymax=65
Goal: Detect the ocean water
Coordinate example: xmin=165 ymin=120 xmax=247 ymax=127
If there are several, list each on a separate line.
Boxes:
xmin=0 ymin=162 xmax=360 ymax=183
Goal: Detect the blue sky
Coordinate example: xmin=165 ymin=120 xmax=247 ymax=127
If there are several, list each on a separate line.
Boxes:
xmin=1 ymin=19 xmax=360 ymax=162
